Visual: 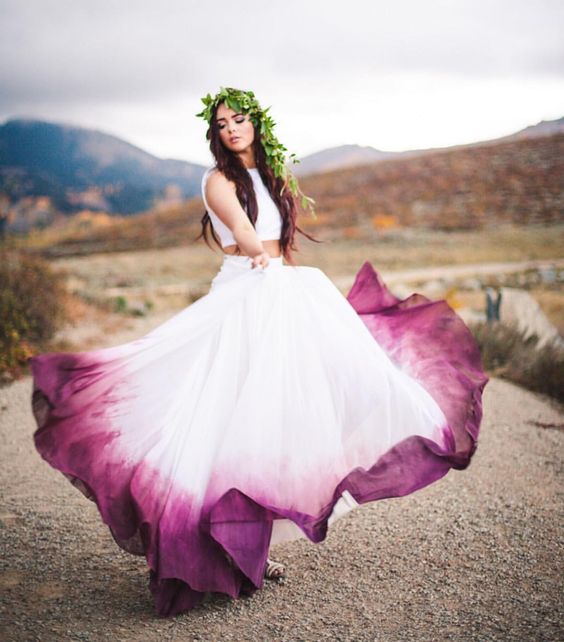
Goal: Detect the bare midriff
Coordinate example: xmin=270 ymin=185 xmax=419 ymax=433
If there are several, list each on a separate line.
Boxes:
xmin=223 ymin=239 xmax=282 ymax=258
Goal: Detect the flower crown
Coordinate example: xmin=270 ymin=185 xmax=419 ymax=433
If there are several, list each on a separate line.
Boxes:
xmin=195 ymin=86 xmax=316 ymax=218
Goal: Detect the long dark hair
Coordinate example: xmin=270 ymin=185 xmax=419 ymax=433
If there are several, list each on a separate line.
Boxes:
xmin=195 ymin=101 xmax=323 ymax=265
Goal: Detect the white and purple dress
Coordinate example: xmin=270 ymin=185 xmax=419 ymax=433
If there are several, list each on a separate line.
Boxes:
xmin=30 ymin=165 xmax=489 ymax=617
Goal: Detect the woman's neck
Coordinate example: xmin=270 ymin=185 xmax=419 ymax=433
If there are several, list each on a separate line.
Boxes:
xmin=238 ymin=150 xmax=257 ymax=170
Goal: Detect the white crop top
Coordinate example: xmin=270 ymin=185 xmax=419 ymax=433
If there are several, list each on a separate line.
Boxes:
xmin=201 ymin=166 xmax=283 ymax=248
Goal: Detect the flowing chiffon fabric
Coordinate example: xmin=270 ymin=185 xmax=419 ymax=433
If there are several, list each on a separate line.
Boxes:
xmin=30 ymin=254 xmax=488 ymax=616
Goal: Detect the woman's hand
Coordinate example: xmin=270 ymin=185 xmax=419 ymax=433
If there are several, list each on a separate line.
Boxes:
xmin=250 ymin=251 xmax=270 ymax=269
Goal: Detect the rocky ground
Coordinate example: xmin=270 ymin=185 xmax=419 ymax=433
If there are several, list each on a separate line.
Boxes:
xmin=1 ymin=374 xmax=563 ymax=641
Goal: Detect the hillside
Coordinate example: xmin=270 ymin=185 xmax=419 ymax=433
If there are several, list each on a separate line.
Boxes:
xmin=2 ymin=116 xmax=562 ymax=238
xmin=292 ymin=116 xmax=564 ymax=177
xmin=292 ymin=144 xmax=403 ymax=176
xmin=16 ymin=131 xmax=563 ymax=258
xmin=508 ymin=116 xmax=564 ymax=141
xmin=298 ymin=132 xmax=564 ymax=234
xmin=0 ymin=118 xmax=205 ymax=225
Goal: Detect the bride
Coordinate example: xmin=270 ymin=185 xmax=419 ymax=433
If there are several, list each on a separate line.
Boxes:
xmin=30 ymin=86 xmax=489 ymax=617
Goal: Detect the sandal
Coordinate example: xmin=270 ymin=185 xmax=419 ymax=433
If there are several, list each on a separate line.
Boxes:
xmin=264 ymin=557 xmax=286 ymax=580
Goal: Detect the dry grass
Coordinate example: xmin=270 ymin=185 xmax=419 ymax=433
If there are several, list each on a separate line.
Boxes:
xmin=470 ymin=320 xmax=564 ymax=402
xmin=47 ymin=223 xmax=564 ymax=288
xmin=530 ymin=289 xmax=564 ymax=334
xmin=296 ymin=223 xmax=564 ymax=274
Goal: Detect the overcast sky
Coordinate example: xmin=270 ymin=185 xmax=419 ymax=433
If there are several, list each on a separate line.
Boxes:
xmin=1 ymin=0 xmax=563 ymax=166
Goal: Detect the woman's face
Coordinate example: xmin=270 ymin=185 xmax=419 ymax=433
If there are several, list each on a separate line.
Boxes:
xmin=216 ymin=102 xmax=255 ymax=154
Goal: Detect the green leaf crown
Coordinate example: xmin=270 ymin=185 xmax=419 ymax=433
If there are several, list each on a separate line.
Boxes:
xmin=195 ymin=86 xmax=316 ymax=218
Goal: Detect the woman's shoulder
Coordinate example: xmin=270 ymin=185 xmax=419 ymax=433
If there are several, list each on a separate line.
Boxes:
xmin=202 ymin=167 xmax=238 ymax=210
xmin=202 ymin=165 xmax=217 ymax=182
xmin=201 ymin=166 xmax=219 ymax=192
xmin=202 ymin=166 xmax=236 ymax=192
xmin=202 ymin=165 xmax=229 ymax=184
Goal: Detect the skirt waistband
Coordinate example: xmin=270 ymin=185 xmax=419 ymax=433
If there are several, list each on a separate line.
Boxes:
xmin=210 ymin=253 xmax=284 ymax=290
xmin=222 ymin=254 xmax=284 ymax=266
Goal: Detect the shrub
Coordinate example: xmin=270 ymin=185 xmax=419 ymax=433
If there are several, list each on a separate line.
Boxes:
xmin=0 ymin=249 xmax=69 ymax=383
xmin=113 ymin=295 xmax=128 ymax=313
xmin=470 ymin=320 xmax=564 ymax=403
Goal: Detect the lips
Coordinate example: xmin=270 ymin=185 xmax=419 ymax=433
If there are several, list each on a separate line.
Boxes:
xmin=230 ymin=137 xmax=240 ymax=143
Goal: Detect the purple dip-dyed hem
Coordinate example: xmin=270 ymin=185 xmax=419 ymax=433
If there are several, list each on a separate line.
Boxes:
xmin=30 ymin=261 xmax=488 ymax=617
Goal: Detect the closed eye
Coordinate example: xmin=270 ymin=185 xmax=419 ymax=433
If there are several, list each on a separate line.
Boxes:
xmin=218 ymin=117 xmax=246 ymax=130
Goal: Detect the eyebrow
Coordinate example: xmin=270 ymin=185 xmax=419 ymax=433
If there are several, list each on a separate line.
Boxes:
xmin=216 ymin=113 xmax=243 ymax=122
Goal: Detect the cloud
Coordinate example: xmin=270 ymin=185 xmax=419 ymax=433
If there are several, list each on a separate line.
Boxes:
xmin=0 ymin=0 xmax=562 ymax=162
xmin=1 ymin=0 xmax=563 ymax=109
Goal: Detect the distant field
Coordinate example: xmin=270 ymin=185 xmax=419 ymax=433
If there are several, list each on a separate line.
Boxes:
xmin=52 ymin=222 xmax=564 ymax=286
xmin=27 ymin=223 xmax=561 ymax=352
xmin=295 ymin=223 xmax=564 ymax=274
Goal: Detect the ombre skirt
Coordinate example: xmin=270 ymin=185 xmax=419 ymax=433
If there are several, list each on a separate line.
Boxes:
xmin=30 ymin=253 xmax=488 ymax=617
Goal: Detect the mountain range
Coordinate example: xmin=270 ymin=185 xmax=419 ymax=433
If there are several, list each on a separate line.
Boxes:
xmin=0 ymin=119 xmax=202 ymax=217
xmin=0 ymin=115 xmax=562 ymax=234
xmin=293 ymin=116 xmax=564 ymax=175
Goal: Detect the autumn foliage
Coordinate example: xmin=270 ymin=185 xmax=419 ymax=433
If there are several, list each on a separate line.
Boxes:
xmin=0 ymin=250 xmax=69 ymax=382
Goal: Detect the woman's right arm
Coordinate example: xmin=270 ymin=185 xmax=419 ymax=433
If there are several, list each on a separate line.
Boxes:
xmin=205 ymin=171 xmax=270 ymax=268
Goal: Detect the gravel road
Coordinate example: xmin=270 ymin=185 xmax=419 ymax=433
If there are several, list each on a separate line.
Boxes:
xmin=331 ymin=258 xmax=564 ymax=290
xmin=1 ymin=375 xmax=563 ymax=642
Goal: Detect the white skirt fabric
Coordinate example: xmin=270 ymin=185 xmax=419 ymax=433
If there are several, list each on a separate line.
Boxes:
xmin=30 ymin=253 xmax=488 ymax=616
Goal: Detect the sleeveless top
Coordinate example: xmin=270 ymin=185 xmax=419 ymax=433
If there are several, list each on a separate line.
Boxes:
xmin=201 ymin=166 xmax=283 ymax=248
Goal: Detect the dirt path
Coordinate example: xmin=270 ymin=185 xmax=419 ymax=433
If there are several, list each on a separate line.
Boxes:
xmin=1 ymin=375 xmax=563 ymax=641
xmin=332 ymin=257 xmax=564 ymax=290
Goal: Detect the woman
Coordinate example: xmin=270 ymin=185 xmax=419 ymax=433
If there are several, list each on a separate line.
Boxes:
xmin=30 ymin=86 xmax=489 ymax=618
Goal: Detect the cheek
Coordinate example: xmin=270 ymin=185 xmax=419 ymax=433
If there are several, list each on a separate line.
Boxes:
xmin=243 ymin=121 xmax=255 ymax=139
